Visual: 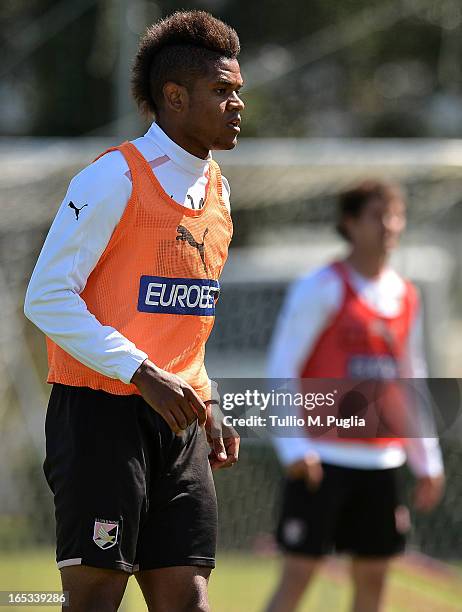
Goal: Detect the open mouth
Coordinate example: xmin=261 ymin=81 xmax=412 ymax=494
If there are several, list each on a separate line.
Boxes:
xmin=227 ymin=117 xmax=241 ymax=132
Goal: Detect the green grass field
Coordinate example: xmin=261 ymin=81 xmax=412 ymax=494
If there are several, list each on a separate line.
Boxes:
xmin=0 ymin=549 xmax=461 ymax=611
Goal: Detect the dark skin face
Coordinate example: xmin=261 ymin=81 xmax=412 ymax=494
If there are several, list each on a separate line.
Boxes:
xmin=156 ymin=57 xmax=245 ymax=159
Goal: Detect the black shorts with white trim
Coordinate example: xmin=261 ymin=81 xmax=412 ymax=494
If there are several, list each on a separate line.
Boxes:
xmin=277 ymin=463 xmax=408 ymax=558
xmin=44 ymin=384 xmax=217 ymax=573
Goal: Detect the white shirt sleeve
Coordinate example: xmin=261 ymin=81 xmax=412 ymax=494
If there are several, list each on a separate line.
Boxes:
xmin=221 ymin=175 xmax=231 ymax=213
xmin=405 ymin=437 xmax=444 ymax=477
xmin=400 ymin=298 xmax=444 ymax=477
xmin=267 ymin=269 xmax=342 ymax=380
xmin=400 ymin=300 xmax=428 ymax=378
xmin=24 ymin=151 xmax=148 ymax=384
xmin=268 ymin=268 xmax=343 ymax=465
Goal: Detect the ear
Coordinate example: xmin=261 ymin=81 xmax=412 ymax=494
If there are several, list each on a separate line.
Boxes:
xmin=162 ymin=81 xmax=189 ymax=113
xmin=342 ymin=217 xmax=356 ymax=241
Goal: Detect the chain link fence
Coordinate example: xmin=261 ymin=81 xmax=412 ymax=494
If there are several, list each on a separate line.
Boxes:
xmin=1 ymin=138 xmax=461 ymax=563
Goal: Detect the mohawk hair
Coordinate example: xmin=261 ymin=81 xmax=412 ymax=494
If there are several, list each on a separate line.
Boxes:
xmin=131 ymin=10 xmax=240 ymax=118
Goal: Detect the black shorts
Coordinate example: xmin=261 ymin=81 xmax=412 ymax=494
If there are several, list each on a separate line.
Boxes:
xmin=43 ymin=384 xmax=217 ymax=574
xmin=277 ymin=463 xmax=409 ymax=558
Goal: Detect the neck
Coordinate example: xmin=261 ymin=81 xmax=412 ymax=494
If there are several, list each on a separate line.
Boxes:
xmin=346 ymin=249 xmax=388 ymax=278
xmin=156 ymin=117 xmax=210 ymax=160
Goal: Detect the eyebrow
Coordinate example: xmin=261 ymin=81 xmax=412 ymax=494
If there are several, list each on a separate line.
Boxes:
xmin=214 ymin=79 xmax=244 ymax=88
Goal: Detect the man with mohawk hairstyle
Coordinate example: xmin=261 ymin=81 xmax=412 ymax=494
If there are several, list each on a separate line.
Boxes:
xmin=25 ymin=10 xmax=244 ymax=612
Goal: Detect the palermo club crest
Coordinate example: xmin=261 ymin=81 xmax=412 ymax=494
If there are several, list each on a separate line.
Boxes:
xmin=93 ymin=519 xmax=119 ymax=550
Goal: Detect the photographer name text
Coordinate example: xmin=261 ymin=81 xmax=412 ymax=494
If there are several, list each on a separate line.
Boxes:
xmin=222 ymin=415 xmax=366 ymax=429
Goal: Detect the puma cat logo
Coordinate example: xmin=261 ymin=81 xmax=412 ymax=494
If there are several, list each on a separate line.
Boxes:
xmin=176 ymin=225 xmax=209 ymax=274
xmin=68 ymin=201 xmax=88 ymax=220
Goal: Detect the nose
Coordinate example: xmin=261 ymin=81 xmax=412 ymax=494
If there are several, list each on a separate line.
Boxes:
xmin=383 ymin=214 xmax=405 ymax=233
xmin=228 ymin=91 xmax=245 ymax=111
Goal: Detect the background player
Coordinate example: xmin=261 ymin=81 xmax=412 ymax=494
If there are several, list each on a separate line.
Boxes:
xmin=265 ymin=180 xmax=445 ymax=612
xmin=24 ymin=10 xmax=243 ymax=612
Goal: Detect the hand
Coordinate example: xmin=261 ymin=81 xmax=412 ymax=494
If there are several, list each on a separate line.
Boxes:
xmin=205 ymin=402 xmax=240 ymax=470
xmin=131 ymin=359 xmax=206 ymax=435
xmin=287 ymin=452 xmax=323 ymax=491
xmin=413 ymin=474 xmax=445 ymax=512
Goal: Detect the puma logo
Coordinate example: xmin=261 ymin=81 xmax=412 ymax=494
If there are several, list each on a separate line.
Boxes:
xmin=186 ymin=194 xmax=204 ymax=210
xmin=68 ymin=201 xmax=88 ymax=220
xmin=176 ymin=225 xmax=209 ymax=274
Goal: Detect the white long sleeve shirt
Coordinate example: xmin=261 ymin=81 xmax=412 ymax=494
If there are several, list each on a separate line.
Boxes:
xmin=268 ymin=263 xmax=444 ymax=478
xmin=24 ymin=122 xmax=231 ymax=385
